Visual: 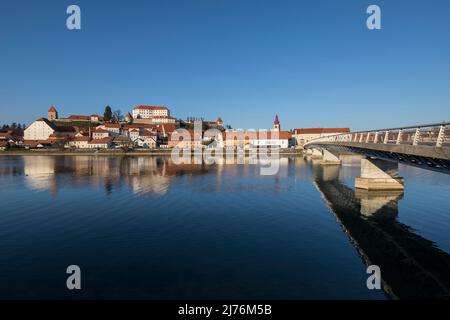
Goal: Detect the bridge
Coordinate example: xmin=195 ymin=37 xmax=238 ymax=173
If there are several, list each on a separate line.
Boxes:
xmin=304 ymin=122 xmax=450 ymax=190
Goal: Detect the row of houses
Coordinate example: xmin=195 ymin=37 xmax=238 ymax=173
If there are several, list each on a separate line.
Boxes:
xmin=20 ymin=117 xmax=179 ymax=149
xmin=167 ymin=116 xmax=351 ymax=149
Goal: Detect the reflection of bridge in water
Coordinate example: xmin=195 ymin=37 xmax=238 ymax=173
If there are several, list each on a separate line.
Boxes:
xmin=312 ymin=162 xmax=450 ymax=299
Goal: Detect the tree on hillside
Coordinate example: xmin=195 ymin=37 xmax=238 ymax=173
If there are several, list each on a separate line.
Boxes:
xmin=104 ymin=106 xmax=113 ymax=122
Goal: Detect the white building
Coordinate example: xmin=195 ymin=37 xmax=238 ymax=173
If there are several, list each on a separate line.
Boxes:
xmin=132 ymin=106 xmax=170 ymax=119
xmin=136 ymin=130 xmax=157 ymax=148
xmin=250 ymin=131 xmax=292 ymax=148
xmin=66 ymin=135 xmax=90 ymax=149
xmin=24 ymin=118 xmax=56 ymax=141
xmin=129 ymin=129 xmax=140 ymax=141
xmin=24 ymin=118 xmax=75 ymax=141
xmin=249 ymin=116 xmax=292 ymax=148
xmin=92 ymin=128 xmax=110 ymax=140
xmin=98 ymin=123 xmax=121 ymax=136
xmin=149 ymin=116 xmax=176 ymax=124
xmin=88 ymin=137 xmax=112 ymax=149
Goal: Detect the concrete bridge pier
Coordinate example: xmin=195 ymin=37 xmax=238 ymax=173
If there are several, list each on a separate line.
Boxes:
xmin=355 ymin=158 xmax=404 ymax=191
xmin=320 ymin=149 xmax=341 ymax=166
xmin=310 ymin=148 xmax=323 ymax=159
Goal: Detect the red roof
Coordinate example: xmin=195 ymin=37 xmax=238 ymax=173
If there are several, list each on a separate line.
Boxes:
xmin=23 ymin=139 xmax=59 ymax=146
xmin=133 ymin=106 xmax=168 ymax=111
xmin=140 ymin=130 xmax=157 ymax=137
xmin=293 ymin=128 xmax=350 ymax=134
xmin=68 ymin=115 xmax=90 ymax=121
xmin=103 ymin=123 xmax=121 ymax=128
xmin=48 ymin=106 xmax=57 ymax=112
xmin=152 ymin=124 xmax=177 ymax=133
xmin=94 ymin=128 xmax=109 ymax=133
xmin=70 ymin=136 xmax=90 ymax=142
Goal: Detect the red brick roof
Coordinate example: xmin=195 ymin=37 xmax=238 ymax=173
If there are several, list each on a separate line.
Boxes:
xmin=293 ymin=128 xmax=350 ymax=134
xmin=133 ymin=106 xmax=168 ymax=111
xmin=48 ymin=106 xmax=57 ymax=112
xmin=94 ymin=128 xmax=109 ymax=133
xmin=140 ymin=130 xmax=157 ymax=137
xmin=152 ymin=124 xmax=177 ymax=133
xmin=70 ymin=136 xmax=90 ymax=142
xmin=88 ymin=137 xmax=111 ymax=144
xmin=103 ymin=123 xmax=121 ymax=128
xmin=68 ymin=115 xmax=90 ymax=121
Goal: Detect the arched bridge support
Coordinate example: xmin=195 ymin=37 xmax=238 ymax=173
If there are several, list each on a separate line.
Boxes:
xmin=310 ymin=148 xmax=322 ymax=159
xmin=355 ymin=158 xmax=404 ymax=191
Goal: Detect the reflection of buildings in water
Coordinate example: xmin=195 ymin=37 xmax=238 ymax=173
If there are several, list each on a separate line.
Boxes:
xmin=20 ymin=156 xmax=174 ymax=197
xmin=23 ymin=156 xmax=57 ymax=193
xmin=312 ymin=164 xmax=450 ymax=299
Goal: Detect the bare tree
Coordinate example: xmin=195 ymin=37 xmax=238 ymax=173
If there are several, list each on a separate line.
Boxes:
xmin=113 ymin=110 xmax=123 ymax=122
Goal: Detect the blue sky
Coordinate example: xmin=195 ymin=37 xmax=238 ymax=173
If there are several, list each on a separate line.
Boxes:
xmin=0 ymin=0 xmax=449 ymax=130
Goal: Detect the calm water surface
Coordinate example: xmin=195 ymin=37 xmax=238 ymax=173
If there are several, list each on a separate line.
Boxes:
xmin=0 ymin=155 xmax=449 ymax=299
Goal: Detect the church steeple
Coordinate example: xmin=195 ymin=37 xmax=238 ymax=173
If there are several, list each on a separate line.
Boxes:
xmin=273 ymin=114 xmax=280 ymax=131
xmin=48 ymin=106 xmax=58 ymax=121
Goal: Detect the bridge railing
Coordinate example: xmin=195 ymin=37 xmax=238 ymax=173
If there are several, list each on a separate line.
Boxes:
xmin=304 ymin=122 xmax=449 ymax=148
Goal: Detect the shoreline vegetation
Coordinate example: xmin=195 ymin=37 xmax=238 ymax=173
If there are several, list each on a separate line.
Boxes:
xmin=0 ymin=148 xmax=305 ymax=157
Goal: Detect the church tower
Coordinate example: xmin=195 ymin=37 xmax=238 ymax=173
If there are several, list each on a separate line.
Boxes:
xmin=48 ymin=106 xmax=58 ymax=121
xmin=273 ymin=114 xmax=280 ymax=132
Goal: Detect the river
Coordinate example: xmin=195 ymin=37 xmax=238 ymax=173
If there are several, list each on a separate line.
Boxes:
xmin=0 ymin=155 xmax=449 ymax=299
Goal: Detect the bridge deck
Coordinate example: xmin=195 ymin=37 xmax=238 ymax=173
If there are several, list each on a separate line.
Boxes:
xmin=310 ymin=142 xmax=450 ymax=160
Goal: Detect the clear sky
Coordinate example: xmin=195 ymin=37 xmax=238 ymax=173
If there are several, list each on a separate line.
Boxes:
xmin=0 ymin=0 xmax=449 ymax=130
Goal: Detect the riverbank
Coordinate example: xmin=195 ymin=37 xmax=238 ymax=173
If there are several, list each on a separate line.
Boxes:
xmin=0 ymin=148 xmax=305 ymax=157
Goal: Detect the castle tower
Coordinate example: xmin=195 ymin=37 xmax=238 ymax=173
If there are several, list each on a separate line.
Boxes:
xmin=48 ymin=106 xmax=58 ymax=121
xmin=273 ymin=114 xmax=280 ymax=132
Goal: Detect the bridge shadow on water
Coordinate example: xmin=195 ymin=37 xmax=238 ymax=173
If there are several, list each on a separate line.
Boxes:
xmin=311 ymin=162 xmax=450 ymax=299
